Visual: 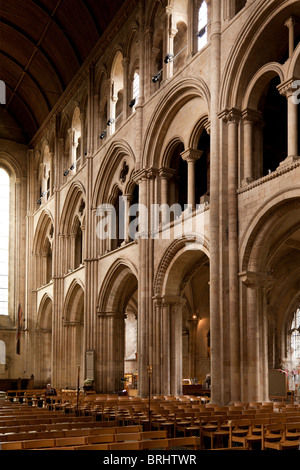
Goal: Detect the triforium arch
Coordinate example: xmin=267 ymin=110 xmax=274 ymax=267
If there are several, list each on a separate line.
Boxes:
xmin=97 ymin=259 xmax=138 ymax=394
xmin=220 ymin=0 xmax=300 ymax=185
xmin=62 ymin=279 xmax=85 ymax=388
xmin=152 ymin=235 xmax=210 ymax=396
xmin=142 ymin=76 xmax=210 ymax=170
xmin=92 ymin=140 xmax=137 ymax=254
xmin=32 ymin=210 xmax=54 ymax=288
xmin=240 ymin=192 xmax=300 ymax=403
xmin=59 ymin=181 xmax=86 ymax=274
xmin=36 ymin=294 xmax=53 ymax=387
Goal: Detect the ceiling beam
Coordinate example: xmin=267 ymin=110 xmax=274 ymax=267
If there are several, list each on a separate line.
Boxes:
xmin=0 ymin=49 xmax=52 ymax=112
xmin=28 ymin=0 xmax=85 ymax=65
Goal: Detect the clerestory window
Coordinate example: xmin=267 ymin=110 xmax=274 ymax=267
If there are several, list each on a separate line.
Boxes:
xmin=198 ymin=1 xmax=208 ymax=51
xmin=291 ymin=308 xmax=300 ymax=363
xmin=0 ymin=169 xmax=9 ymax=315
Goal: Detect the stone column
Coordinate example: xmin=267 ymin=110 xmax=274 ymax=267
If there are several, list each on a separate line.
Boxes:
xmin=122 ymin=194 xmax=132 ymax=243
xmin=241 ymin=271 xmax=273 ymax=402
xmin=226 ymin=107 xmax=242 ymax=402
xmin=106 ymin=79 xmax=115 ymax=137
xmin=188 ymin=316 xmax=198 ymax=379
xmin=135 ymin=171 xmax=149 ymax=397
xmin=180 ymin=148 xmax=203 ymax=209
xmin=122 ymin=57 xmax=130 ymax=120
xmin=187 ymin=0 xmax=198 ymax=56
xmin=242 ymin=109 xmax=261 ymax=186
xmin=209 ymin=0 xmax=222 ymax=404
xmin=79 ymin=112 xmax=86 ymax=164
xmin=96 ymin=311 xmax=125 ymax=393
xmin=144 ymin=27 xmax=155 ymax=98
xmin=242 ymin=272 xmax=260 ymax=402
xmin=260 ymin=277 xmax=274 ymax=401
xmin=163 ymin=6 xmax=174 ymax=80
xmin=158 ymin=168 xmax=175 ymax=225
xmin=285 ymin=16 xmax=296 ymax=58
xmin=278 ymin=79 xmax=299 ymax=165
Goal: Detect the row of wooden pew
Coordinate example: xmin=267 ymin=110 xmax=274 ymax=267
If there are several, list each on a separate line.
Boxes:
xmin=0 ymin=428 xmax=201 ymax=451
xmin=0 ymin=398 xmax=300 ymax=450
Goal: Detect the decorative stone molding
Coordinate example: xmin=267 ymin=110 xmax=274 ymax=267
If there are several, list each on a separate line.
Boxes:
xmin=153 ymin=235 xmax=209 ymax=297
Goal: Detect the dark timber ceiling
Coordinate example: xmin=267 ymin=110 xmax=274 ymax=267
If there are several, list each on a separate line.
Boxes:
xmin=0 ymin=0 xmax=126 ymax=144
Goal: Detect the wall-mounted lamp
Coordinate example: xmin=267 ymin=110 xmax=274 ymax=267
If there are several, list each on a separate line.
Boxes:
xmin=164 ymin=53 xmax=174 ymax=64
xmin=37 ymin=188 xmax=50 ymax=205
xmin=152 ymin=72 xmax=161 ymax=83
xmin=63 ymin=156 xmax=81 ymax=176
xmin=196 ymin=25 xmax=207 ymax=38
xmin=107 ymin=118 xmax=115 ymax=126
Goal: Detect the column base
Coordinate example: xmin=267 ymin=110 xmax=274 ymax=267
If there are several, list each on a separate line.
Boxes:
xmin=279 ymin=155 xmax=300 ymax=167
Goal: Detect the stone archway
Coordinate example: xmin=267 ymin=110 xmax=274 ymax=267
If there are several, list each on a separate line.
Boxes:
xmin=97 ymin=259 xmax=138 ymax=393
xmin=153 ymin=236 xmax=210 ymax=395
xmin=62 ymin=281 xmax=84 ymax=389
xmin=240 ymin=196 xmax=300 ymax=402
xmin=36 ymin=294 xmax=53 ymax=387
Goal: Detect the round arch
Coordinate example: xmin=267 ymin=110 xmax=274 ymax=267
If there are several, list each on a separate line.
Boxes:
xmin=63 ymin=279 xmax=85 ymax=324
xmin=154 ymin=235 xmax=210 ymax=298
xmin=98 ymin=258 xmax=138 ymax=314
xmin=37 ymin=293 xmax=53 ymax=331
xmin=142 ymin=77 xmax=210 ymax=168
xmin=220 ymin=0 xmax=300 ymax=110
xmin=92 ymin=139 xmax=136 ymax=207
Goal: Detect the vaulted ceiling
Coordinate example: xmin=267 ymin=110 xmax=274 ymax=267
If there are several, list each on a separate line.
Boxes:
xmin=0 ymin=0 xmax=126 ymax=144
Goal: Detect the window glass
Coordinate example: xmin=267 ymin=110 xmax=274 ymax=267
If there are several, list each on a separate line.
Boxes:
xmin=0 ymin=169 xmax=9 ymax=315
xmin=198 ymin=1 xmax=208 ymax=51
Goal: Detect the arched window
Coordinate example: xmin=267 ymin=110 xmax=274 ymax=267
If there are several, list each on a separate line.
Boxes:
xmin=0 ymin=340 xmax=5 ymax=364
xmin=291 ymin=308 xmax=300 ymax=363
xmin=75 ymin=224 xmax=83 ymax=268
xmin=0 ymin=169 xmax=9 ymax=315
xmin=198 ymin=1 xmax=208 ymax=51
xmin=130 ymin=71 xmax=140 ymax=110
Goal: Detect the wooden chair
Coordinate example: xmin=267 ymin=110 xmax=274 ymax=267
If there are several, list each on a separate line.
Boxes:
xmin=201 ymin=417 xmax=229 ymax=449
xmin=139 ymin=438 xmax=170 ymax=450
xmin=85 ymin=434 xmax=115 ymax=444
xmin=285 ymin=422 xmax=300 ymax=441
xmin=22 ymin=438 xmax=57 ymax=449
xmin=115 ymin=424 xmax=142 ymax=433
xmin=109 ymin=441 xmax=141 ymax=451
xmin=75 ymin=443 xmax=110 ymax=450
xmin=114 ymin=432 xmax=141 ymax=442
xmin=229 ymin=419 xmax=252 ymax=448
xmin=141 ymin=430 xmax=168 ymax=440
xmin=262 ymin=423 xmax=299 ymax=450
xmin=54 ymin=436 xmax=87 ymax=448
xmin=0 ymin=441 xmax=23 ymax=450
xmin=168 ymin=436 xmax=200 ymax=450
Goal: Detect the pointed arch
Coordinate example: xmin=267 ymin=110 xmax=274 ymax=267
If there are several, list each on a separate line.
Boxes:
xmin=97 ymin=258 xmax=138 ymax=314
xmin=32 ymin=210 xmax=54 ymax=255
xmin=92 ymin=139 xmax=136 ymax=207
xmin=63 ymin=279 xmax=85 ymax=324
xmin=37 ymin=293 xmax=53 ymax=331
xmin=59 ymin=180 xmax=86 ymax=235
xmin=142 ymin=77 xmax=210 ymax=168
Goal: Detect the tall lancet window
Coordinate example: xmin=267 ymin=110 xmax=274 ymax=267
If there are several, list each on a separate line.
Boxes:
xmin=0 ymin=169 xmax=9 ymax=315
xmin=198 ymin=1 xmax=208 ymax=51
xmin=291 ymin=308 xmax=300 ymax=363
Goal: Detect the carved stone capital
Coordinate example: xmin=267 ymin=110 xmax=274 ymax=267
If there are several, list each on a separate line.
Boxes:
xmin=180 ymin=148 xmax=203 ymax=163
